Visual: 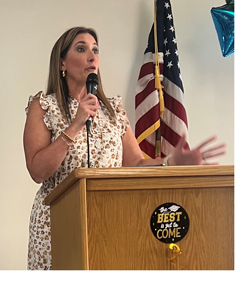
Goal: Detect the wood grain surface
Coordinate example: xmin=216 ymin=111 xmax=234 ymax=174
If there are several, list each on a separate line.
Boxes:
xmin=46 ymin=166 xmax=234 ymax=270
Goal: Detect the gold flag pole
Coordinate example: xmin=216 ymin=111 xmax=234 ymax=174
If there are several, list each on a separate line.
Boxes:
xmin=154 ymin=0 xmax=164 ymax=158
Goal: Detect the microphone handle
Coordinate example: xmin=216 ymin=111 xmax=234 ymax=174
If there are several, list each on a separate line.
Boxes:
xmin=86 ymin=83 xmax=97 ymax=131
xmin=86 ymin=74 xmax=98 ymax=168
xmin=86 ymin=117 xmax=92 ymax=131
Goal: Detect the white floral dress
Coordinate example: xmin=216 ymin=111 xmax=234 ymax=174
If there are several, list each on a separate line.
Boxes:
xmin=25 ymin=91 xmax=129 ymax=270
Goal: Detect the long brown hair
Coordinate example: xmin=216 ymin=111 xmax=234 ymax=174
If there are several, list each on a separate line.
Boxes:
xmin=46 ymin=26 xmax=115 ymax=123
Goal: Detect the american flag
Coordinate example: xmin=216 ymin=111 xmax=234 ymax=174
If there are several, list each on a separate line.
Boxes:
xmin=135 ymin=0 xmax=189 ymax=159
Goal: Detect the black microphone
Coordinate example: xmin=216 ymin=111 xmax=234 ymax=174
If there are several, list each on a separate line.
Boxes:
xmin=86 ymin=73 xmax=98 ymax=130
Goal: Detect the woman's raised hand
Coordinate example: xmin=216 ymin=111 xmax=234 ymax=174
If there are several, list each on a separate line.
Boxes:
xmin=170 ymin=134 xmax=227 ymax=166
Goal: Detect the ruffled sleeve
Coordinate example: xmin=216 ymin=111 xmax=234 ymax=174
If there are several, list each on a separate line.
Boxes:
xmin=25 ymin=91 xmax=54 ymax=130
xmin=109 ymin=95 xmax=130 ymax=137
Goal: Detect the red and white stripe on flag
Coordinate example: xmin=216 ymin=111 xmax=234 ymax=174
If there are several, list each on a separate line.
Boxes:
xmin=135 ymin=52 xmax=189 ymax=159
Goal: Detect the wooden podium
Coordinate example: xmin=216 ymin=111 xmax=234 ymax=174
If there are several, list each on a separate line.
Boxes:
xmin=44 ymin=165 xmax=234 ymax=270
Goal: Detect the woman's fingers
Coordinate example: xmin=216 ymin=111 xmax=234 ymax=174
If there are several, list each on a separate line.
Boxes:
xmin=203 ymin=150 xmax=227 ymax=159
xmin=193 ymin=135 xmax=226 ymax=163
xmin=202 ymin=143 xmax=226 ymax=155
xmin=79 ymin=94 xmax=99 ymax=118
xmin=195 ymin=135 xmax=218 ymax=150
xmin=173 ymin=134 xmax=226 ymax=166
xmin=201 ymin=143 xmax=227 ymax=159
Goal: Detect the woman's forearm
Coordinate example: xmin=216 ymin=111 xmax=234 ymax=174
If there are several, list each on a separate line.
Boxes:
xmin=26 ymin=135 xmax=69 ymax=183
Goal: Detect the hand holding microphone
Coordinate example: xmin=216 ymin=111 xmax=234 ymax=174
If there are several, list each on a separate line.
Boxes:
xmin=73 ymin=73 xmax=99 ymax=130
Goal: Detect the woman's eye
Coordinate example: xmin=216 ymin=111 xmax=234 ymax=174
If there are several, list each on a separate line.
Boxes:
xmin=77 ymin=47 xmax=85 ymax=52
xmin=76 ymin=46 xmax=99 ymax=54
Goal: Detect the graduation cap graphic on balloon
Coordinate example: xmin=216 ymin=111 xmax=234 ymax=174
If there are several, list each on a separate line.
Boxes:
xmin=211 ymin=0 xmax=234 ymax=57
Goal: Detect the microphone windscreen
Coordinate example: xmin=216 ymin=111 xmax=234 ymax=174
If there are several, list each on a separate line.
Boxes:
xmin=86 ymin=73 xmax=98 ymax=87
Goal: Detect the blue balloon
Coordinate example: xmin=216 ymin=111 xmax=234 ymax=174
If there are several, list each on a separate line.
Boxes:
xmin=211 ymin=0 xmax=234 ymax=57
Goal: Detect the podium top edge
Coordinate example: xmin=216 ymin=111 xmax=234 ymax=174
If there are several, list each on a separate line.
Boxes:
xmin=74 ymin=165 xmax=234 ymax=179
xmin=44 ymin=165 xmax=234 ymax=206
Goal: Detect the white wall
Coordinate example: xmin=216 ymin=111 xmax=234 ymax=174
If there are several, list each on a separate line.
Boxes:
xmin=0 ymin=0 xmax=233 ymax=270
